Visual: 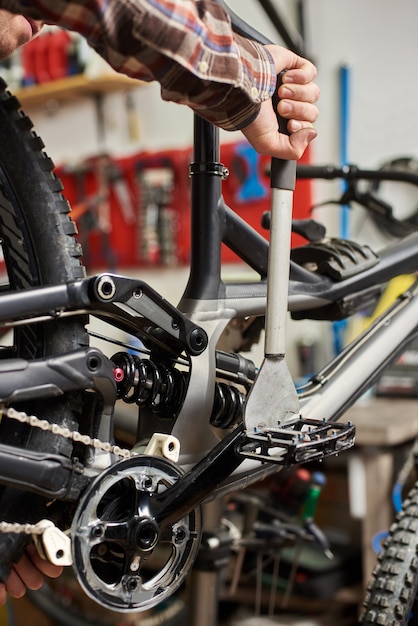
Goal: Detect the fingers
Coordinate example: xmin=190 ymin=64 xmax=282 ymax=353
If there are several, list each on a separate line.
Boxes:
xmin=267 ymin=49 xmax=319 ymax=159
xmin=279 ymin=82 xmax=319 ymax=116
xmin=281 ymin=57 xmax=317 ymax=85
xmin=10 ymin=552 xmax=45 ymax=594
xmin=264 ymin=44 xmax=319 ymax=140
xmin=277 ymin=81 xmax=319 ymax=130
xmin=266 ymin=45 xmax=317 ymax=84
xmin=0 ymin=544 xmax=64 ymax=603
xmin=278 ymin=99 xmax=318 ymax=127
xmin=279 ymin=78 xmax=319 ymax=101
xmin=3 ymin=567 xmax=29 ymax=600
xmin=25 ymin=544 xmax=63 ymax=579
xmin=0 ymin=584 xmax=7 ymax=606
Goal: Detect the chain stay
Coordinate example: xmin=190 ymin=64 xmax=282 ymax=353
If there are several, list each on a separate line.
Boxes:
xmin=0 ymin=406 xmax=131 ymax=538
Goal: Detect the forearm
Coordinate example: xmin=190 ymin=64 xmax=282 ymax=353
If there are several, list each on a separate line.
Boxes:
xmin=0 ymin=0 xmax=276 ymax=130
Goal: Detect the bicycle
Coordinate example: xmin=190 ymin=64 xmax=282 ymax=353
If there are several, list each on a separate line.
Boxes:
xmin=0 ymin=4 xmax=417 ymax=626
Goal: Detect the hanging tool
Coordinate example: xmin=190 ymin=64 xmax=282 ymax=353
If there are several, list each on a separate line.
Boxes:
xmin=106 ymin=160 xmax=136 ymax=224
xmin=244 ymin=72 xmax=299 ymax=433
xmin=332 ymin=64 xmax=351 ymax=354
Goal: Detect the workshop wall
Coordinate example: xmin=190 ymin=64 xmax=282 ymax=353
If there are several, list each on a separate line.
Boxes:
xmin=24 ymin=0 xmax=418 ymax=243
xmin=304 ymin=0 xmax=418 ymax=244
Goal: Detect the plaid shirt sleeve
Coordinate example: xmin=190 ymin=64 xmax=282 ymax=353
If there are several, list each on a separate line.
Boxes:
xmin=0 ymin=0 xmax=276 ymax=131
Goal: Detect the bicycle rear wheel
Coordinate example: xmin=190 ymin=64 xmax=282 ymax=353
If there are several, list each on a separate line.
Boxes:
xmin=0 ymin=77 xmax=88 ymax=577
xmin=360 ymin=479 xmax=418 ymax=626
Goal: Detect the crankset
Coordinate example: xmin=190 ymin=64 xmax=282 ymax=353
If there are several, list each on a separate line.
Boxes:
xmin=68 ymin=411 xmax=355 ymax=612
xmin=71 ymin=455 xmax=202 ymax=612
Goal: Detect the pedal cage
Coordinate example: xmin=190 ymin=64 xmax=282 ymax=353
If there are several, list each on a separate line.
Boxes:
xmin=239 ymin=417 xmax=356 ymax=465
xmin=291 ymin=238 xmax=379 ymax=281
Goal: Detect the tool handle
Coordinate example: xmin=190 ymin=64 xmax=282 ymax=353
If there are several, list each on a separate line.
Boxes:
xmin=271 ymin=158 xmax=296 ymax=191
xmin=270 ymin=71 xmax=297 ymax=191
xmin=264 ymin=71 xmax=296 ymax=356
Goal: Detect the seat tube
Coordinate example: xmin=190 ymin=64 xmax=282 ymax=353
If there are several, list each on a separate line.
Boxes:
xmin=182 ymin=115 xmax=225 ymax=302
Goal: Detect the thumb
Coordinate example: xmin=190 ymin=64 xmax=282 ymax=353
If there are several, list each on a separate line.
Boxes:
xmin=286 ymin=127 xmax=317 ymax=160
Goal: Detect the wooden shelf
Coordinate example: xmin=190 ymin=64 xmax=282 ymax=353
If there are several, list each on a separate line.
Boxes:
xmin=346 ymin=396 xmax=418 ymax=446
xmin=14 ymin=73 xmax=142 ymax=108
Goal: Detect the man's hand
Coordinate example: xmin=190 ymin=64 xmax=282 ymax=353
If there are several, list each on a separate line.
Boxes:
xmin=241 ymin=45 xmax=319 ymax=160
xmin=0 ymin=544 xmax=63 ymax=605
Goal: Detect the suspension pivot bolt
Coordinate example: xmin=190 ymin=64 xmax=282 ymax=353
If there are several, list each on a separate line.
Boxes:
xmin=189 ymin=328 xmax=208 ymax=354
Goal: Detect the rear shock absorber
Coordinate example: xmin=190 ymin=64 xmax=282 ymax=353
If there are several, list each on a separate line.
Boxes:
xmin=210 ymin=351 xmax=255 ymax=429
xmin=111 ymin=352 xmax=186 ymax=417
xmin=111 ymin=351 xmax=251 ymax=428
xmin=210 ymin=383 xmax=245 ymax=429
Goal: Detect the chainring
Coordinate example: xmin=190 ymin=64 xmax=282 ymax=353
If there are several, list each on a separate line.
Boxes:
xmin=70 ymin=455 xmax=202 ymax=612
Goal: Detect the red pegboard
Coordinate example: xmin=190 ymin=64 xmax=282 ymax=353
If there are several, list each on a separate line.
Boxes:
xmin=220 ymin=141 xmax=313 ymax=262
xmin=55 ymin=141 xmax=312 ymax=271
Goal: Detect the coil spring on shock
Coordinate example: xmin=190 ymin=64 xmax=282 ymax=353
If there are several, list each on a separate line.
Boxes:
xmin=210 ymin=383 xmax=245 ymax=429
xmin=111 ymin=352 xmax=186 ymax=416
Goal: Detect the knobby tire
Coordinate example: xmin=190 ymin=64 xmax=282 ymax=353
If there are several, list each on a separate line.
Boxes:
xmin=0 ymin=77 xmax=87 ymax=578
xmin=360 ymin=479 xmax=418 ymax=626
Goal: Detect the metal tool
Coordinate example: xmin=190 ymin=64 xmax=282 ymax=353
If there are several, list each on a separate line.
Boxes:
xmin=244 ymin=73 xmax=300 ymax=433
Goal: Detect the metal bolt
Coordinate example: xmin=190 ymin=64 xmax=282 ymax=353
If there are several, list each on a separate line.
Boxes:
xmin=174 ymin=526 xmax=187 ymax=544
xmin=135 ymin=518 xmax=159 ymax=551
xmin=125 ymin=577 xmax=139 ymax=592
xmin=91 ymin=524 xmax=104 ymax=540
xmin=96 ymin=276 xmax=116 ymax=300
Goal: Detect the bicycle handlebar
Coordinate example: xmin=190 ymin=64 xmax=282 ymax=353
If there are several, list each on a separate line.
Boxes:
xmin=297 ymin=163 xmax=418 ymax=187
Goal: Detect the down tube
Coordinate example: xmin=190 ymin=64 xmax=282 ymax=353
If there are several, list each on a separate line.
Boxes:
xmin=210 ymin=282 xmax=418 ymax=500
xmin=298 ymin=284 xmax=418 ymax=422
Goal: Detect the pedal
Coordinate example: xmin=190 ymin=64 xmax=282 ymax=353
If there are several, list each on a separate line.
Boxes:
xmin=291 ymin=238 xmax=379 ymax=281
xmin=33 ymin=520 xmax=72 ymax=566
xmin=239 ymin=417 xmax=355 ymax=465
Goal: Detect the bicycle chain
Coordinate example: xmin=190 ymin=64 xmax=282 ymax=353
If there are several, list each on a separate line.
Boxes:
xmin=4 ymin=407 xmax=132 ymax=458
xmin=0 ymin=406 xmax=134 ymax=536
xmin=0 ymin=521 xmax=51 ymax=536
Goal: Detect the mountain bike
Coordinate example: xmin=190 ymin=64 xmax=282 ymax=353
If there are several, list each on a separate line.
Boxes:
xmin=0 ymin=4 xmax=417 ymax=626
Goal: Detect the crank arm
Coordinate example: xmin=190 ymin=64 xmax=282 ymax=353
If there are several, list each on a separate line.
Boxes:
xmin=0 ymin=443 xmax=89 ymax=500
xmin=153 ymin=415 xmax=356 ymax=527
xmin=154 ymin=425 xmax=246 ymax=527
xmin=0 ymin=347 xmax=116 ymax=405
xmin=0 ymin=274 xmax=208 ymax=357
